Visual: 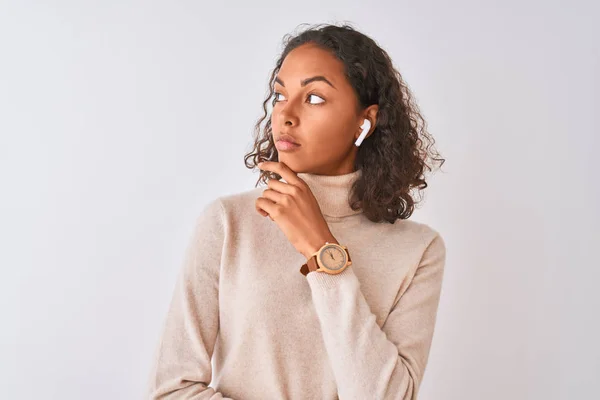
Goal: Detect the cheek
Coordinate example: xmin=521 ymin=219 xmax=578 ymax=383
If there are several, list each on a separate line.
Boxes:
xmin=307 ymin=109 xmax=355 ymax=139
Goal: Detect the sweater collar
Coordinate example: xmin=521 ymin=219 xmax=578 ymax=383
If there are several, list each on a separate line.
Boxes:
xmin=296 ymin=168 xmax=363 ymax=219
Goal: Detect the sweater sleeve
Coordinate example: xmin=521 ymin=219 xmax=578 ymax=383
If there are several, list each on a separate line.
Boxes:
xmin=147 ymin=198 xmax=234 ymax=400
xmin=305 ymin=231 xmax=446 ymax=400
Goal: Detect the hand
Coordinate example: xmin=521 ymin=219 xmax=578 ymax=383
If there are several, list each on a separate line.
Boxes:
xmin=255 ymin=161 xmax=338 ymax=259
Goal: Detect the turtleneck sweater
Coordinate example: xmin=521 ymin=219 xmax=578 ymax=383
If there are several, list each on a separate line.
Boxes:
xmin=146 ymin=168 xmax=446 ymax=400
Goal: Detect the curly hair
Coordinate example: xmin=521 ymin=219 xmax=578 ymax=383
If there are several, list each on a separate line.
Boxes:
xmin=243 ymin=22 xmax=445 ymax=224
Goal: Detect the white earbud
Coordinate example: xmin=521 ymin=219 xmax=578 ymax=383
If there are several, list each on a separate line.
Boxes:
xmin=354 ymin=119 xmax=371 ymax=147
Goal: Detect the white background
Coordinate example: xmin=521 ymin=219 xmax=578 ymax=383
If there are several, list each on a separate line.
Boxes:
xmin=1 ymin=1 xmax=598 ymax=399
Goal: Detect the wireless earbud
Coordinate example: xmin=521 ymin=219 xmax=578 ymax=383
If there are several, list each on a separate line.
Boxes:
xmin=354 ymin=119 xmax=371 ymax=147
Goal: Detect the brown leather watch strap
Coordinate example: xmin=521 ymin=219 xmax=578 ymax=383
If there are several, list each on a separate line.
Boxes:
xmin=300 ymin=255 xmax=319 ymax=276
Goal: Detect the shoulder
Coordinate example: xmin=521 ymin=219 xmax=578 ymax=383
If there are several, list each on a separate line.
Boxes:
xmin=206 ymin=186 xmax=263 ymax=223
xmin=197 ymin=186 xmax=265 ymax=227
xmin=410 ymin=220 xmax=446 ymax=270
xmin=216 ymin=186 xmax=264 ymax=218
xmin=391 ymin=218 xmax=447 ymax=259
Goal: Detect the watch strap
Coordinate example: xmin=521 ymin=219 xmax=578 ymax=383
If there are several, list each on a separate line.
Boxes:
xmin=300 ymin=255 xmax=319 ymax=276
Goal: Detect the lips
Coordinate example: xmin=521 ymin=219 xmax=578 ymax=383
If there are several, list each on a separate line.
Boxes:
xmin=277 ymin=133 xmax=300 ymax=145
xmin=275 ymin=140 xmax=301 ymax=151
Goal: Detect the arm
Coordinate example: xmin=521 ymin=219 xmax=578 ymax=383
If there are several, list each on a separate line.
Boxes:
xmin=305 ymin=232 xmax=446 ymax=400
xmin=147 ymin=198 xmax=234 ymax=399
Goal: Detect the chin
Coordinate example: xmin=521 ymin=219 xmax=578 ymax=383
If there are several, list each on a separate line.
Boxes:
xmin=275 ymin=156 xmax=303 ymax=173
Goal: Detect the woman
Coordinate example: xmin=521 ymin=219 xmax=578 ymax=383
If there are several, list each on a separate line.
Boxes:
xmin=148 ymin=23 xmax=446 ymax=400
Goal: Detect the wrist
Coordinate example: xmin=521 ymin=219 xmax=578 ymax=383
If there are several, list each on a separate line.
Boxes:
xmin=302 ymin=234 xmax=339 ymax=259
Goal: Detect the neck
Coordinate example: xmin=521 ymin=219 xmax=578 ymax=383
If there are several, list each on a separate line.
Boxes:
xmin=296 ymin=168 xmax=363 ymax=219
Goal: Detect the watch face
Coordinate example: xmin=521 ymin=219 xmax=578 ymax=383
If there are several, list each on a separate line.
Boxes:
xmin=318 ymin=244 xmax=347 ymax=271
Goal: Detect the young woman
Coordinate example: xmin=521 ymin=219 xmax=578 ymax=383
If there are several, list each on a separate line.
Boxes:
xmin=148 ymin=23 xmax=446 ymax=400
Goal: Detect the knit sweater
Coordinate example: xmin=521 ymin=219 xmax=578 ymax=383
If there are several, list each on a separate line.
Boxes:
xmin=147 ymin=168 xmax=446 ymax=400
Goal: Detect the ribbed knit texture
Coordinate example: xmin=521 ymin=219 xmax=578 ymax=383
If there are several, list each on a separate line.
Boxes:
xmin=147 ymin=168 xmax=446 ymax=400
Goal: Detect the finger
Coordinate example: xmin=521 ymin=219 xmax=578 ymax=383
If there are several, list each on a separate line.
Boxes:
xmin=256 ymin=197 xmax=278 ymax=220
xmin=266 ymin=178 xmax=301 ymax=197
xmin=256 ymin=204 xmax=272 ymax=219
xmin=261 ymin=188 xmax=291 ymax=205
xmin=255 ymin=198 xmax=269 ymax=217
xmin=259 ymin=161 xmax=306 ymax=189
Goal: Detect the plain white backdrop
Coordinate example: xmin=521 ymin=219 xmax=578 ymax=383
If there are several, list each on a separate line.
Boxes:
xmin=1 ymin=1 xmax=598 ymax=399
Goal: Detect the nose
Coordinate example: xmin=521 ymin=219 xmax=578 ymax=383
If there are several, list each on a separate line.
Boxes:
xmin=275 ymin=92 xmax=302 ymax=127
xmin=279 ymin=106 xmax=299 ymax=127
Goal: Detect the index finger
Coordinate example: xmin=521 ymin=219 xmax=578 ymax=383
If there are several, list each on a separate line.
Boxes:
xmin=259 ymin=161 xmax=306 ymax=188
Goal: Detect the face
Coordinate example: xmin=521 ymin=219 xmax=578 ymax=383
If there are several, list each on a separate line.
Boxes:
xmin=270 ymin=43 xmax=372 ymax=175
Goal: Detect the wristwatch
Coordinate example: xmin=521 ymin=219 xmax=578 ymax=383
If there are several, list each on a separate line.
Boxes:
xmin=300 ymin=241 xmax=352 ymax=276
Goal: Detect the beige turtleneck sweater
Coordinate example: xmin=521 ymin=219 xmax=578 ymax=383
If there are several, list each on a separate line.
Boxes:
xmin=147 ymin=168 xmax=446 ymax=400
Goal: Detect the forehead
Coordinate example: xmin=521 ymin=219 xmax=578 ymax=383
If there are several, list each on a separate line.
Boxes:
xmin=277 ymin=43 xmax=346 ymax=86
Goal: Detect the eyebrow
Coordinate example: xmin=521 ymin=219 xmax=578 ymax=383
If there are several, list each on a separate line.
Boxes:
xmin=274 ymin=75 xmax=337 ymax=90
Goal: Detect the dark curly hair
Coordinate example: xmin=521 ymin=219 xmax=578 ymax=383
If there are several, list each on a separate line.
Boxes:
xmin=243 ymin=22 xmax=445 ymax=224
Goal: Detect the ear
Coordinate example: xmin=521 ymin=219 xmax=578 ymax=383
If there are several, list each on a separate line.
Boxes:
xmin=357 ymin=104 xmax=379 ymax=140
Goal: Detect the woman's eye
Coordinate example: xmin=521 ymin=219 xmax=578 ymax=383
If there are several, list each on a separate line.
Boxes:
xmin=273 ymin=92 xmax=285 ymax=103
xmin=307 ymin=94 xmax=325 ymax=104
xmin=272 ymin=92 xmax=325 ymax=105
